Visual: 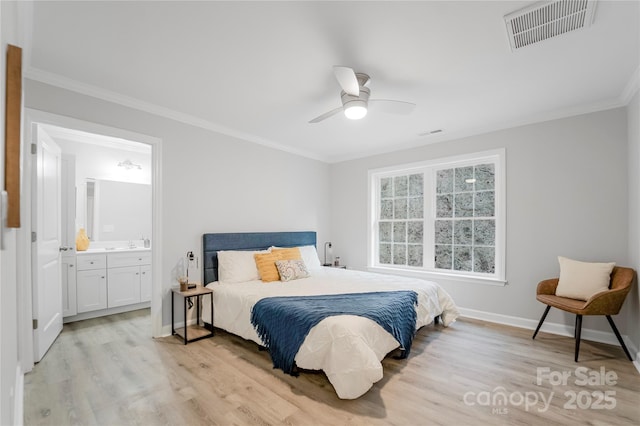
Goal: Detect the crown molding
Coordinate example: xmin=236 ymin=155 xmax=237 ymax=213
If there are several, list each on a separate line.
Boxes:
xmin=24 ymin=67 xmax=329 ymax=163
xmin=620 ymin=65 xmax=640 ymax=105
xmin=328 ymin=96 xmax=628 ymax=163
xmin=24 ymin=66 xmax=636 ymax=165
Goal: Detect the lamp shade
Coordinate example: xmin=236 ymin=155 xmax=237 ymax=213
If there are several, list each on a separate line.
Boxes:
xmin=324 ymin=241 xmax=333 ymax=266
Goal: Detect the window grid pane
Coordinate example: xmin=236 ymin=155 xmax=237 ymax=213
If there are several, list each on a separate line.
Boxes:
xmin=434 ymin=163 xmax=496 ymax=274
xmin=378 ymin=173 xmax=424 ymax=267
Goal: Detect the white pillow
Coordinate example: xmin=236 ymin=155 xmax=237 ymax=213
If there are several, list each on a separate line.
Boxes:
xmin=271 ymin=245 xmax=322 ymax=270
xmin=298 ymin=245 xmax=322 ymax=270
xmin=217 ymin=249 xmax=269 ymax=283
xmin=556 ymin=256 xmax=615 ymax=301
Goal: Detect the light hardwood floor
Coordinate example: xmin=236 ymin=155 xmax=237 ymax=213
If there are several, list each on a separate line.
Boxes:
xmin=24 ymin=309 xmax=639 ymax=425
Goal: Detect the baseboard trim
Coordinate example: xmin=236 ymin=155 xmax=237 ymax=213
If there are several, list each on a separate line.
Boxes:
xmin=159 ymin=318 xmax=200 ymax=338
xmin=63 ymin=303 xmax=150 ymax=324
xmin=160 ymin=324 xmax=172 ymax=337
xmin=458 ymin=307 xmax=639 ymax=367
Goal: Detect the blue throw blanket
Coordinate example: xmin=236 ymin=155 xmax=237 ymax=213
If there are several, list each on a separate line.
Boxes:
xmin=250 ymin=291 xmax=418 ymax=375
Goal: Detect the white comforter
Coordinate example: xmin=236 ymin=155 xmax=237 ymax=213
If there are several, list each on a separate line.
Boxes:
xmin=202 ymin=267 xmax=459 ymax=399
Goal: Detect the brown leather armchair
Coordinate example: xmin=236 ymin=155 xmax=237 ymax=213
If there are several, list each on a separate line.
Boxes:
xmin=532 ymin=266 xmax=635 ymax=362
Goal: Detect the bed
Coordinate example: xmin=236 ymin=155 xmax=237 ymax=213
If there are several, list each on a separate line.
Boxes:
xmin=201 ymin=231 xmax=459 ymax=399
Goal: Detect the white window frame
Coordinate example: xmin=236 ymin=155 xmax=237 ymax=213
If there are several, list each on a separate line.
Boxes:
xmin=368 ymin=149 xmax=506 ymax=285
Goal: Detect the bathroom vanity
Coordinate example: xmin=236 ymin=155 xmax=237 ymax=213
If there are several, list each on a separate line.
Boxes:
xmin=63 ymin=247 xmax=151 ymax=323
xmin=55 ymin=145 xmax=153 ymax=324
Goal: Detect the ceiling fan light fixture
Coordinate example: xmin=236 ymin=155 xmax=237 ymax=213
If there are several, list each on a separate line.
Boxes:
xmin=344 ymin=100 xmax=368 ymax=120
xmin=308 ymin=67 xmax=414 ymax=124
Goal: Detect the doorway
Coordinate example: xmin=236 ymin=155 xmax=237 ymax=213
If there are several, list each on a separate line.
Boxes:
xmin=22 ymin=109 xmax=162 ymax=369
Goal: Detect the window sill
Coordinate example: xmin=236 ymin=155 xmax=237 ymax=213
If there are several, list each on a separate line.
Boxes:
xmin=367 ymin=266 xmax=507 ymax=287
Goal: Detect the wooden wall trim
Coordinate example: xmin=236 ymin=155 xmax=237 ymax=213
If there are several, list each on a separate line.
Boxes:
xmin=5 ymin=44 xmax=22 ymax=228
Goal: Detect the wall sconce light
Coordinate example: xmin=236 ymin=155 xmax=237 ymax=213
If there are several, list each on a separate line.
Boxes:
xmin=323 ymin=241 xmax=332 ymax=266
xmin=117 ymin=159 xmax=142 ymax=170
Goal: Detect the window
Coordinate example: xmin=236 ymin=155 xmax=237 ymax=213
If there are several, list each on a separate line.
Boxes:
xmin=378 ymin=174 xmax=425 ymax=267
xmin=369 ymin=150 xmax=505 ymax=283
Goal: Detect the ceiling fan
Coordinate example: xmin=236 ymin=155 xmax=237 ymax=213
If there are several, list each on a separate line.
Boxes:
xmin=309 ymin=66 xmax=416 ymax=124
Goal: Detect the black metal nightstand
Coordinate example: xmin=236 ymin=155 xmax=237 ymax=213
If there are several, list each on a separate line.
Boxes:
xmin=171 ymin=286 xmax=214 ymax=344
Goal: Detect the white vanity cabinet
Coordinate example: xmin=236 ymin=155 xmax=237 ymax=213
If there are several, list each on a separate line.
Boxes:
xmin=68 ymin=249 xmax=151 ymax=322
xmin=140 ymin=264 xmax=152 ymax=302
xmin=107 ymin=251 xmax=152 ymax=308
xmin=61 ymin=255 xmax=77 ymax=317
xmin=76 ymin=254 xmax=108 ymax=313
xmin=107 ymin=266 xmax=141 ymax=308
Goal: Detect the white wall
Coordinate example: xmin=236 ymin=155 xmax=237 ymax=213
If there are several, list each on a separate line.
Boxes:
xmin=24 ymin=80 xmax=332 ymax=329
xmin=55 ymin=137 xmax=152 ymax=186
xmin=627 ymin=90 xmax=640 ymax=354
xmin=0 ymin=1 xmax=28 ymax=424
xmin=330 ymin=108 xmax=630 ymax=336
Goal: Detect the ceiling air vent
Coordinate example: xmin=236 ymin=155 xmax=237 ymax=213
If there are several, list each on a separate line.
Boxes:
xmin=504 ymin=0 xmax=597 ymax=51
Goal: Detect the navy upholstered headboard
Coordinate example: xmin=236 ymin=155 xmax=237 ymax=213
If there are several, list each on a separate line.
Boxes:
xmin=202 ymin=231 xmax=317 ymax=284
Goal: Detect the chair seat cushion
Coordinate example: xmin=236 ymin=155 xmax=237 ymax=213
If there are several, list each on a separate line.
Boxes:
xmin=556 ymin=256 xmax=615 ymax=301
xmin=536 ymin=294 xmax=589 ymax=314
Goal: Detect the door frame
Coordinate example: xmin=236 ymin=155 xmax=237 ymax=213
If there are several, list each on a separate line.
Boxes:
xmin=20 ymin=109 xmax=163 ymax=372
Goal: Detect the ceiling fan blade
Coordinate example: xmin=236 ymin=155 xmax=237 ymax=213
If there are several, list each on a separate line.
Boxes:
xmin=333 ymin=66 xmax=360 ymax=97
xmin=369 ymin=99 xmax=416 ymax=115
xmin=309 ymin=106 xmax=344 ymax=123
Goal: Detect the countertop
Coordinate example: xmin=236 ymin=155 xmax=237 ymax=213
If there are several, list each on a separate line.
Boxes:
xmin=76 ymin=247 xmax=152 ymax=255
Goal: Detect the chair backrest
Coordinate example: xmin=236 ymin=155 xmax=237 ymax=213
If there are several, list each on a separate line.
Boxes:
xmin=597 ymin=266 xmax=636 ymax=315
xmin=610 ymin=267 xmax=635 ymax=292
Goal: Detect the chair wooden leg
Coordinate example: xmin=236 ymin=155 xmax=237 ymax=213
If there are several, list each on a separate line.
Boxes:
xmin=532 ymin=305 xmax=551 ymax=340
xmin=574 ymin=315 xmax=582 ymax=362
xmin=606 ymin=315 xmax=633 ymax=361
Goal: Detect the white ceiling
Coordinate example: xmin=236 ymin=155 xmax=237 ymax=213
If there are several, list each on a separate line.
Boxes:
xmin=25 ymin=1 xmax=640 ymax=163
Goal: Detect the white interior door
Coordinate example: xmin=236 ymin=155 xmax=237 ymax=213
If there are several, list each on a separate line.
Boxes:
xmin=32 ymin=125 xmax=63 ymax=362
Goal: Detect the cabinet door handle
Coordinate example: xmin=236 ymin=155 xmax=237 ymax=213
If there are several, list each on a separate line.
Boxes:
xmin=101 ymin=276 xmax=105 ymax=279
xmin=69 ymin=264 xmax=74 ymax=267
xmin=90 ymin=261 xmax=94 ymax=264
xmin=136 ymin=272 xmax=139 ymax=275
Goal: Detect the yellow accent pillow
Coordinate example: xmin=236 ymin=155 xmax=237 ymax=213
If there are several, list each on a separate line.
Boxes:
xmin=271 ymin=247 xmax=302 ymax=260
xmin=255 ymin=248 xmax=302 ymax=282
xmin=254 ymin=252 xmax=283 ymax=282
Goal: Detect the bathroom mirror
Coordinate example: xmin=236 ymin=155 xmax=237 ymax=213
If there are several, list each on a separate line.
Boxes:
xmin=85 ymin=179 xmax=151 ymax=241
